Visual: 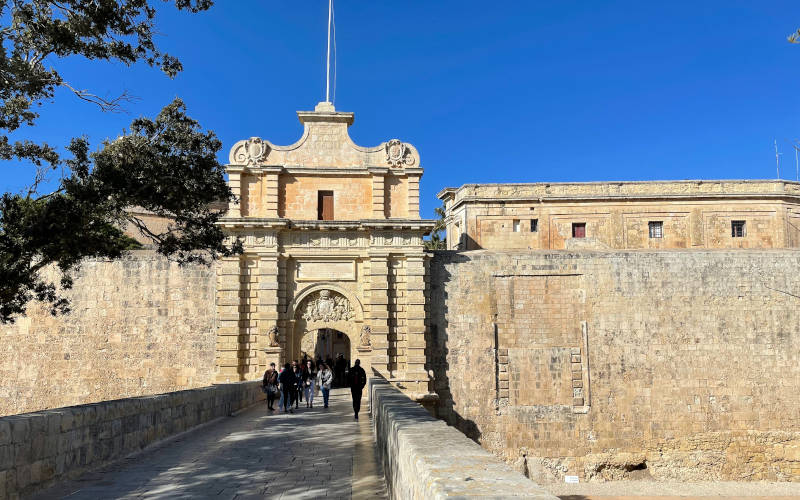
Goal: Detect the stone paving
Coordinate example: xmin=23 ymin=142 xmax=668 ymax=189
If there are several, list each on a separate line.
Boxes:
xmin=34 ymin=389 xmax=386 ymax=499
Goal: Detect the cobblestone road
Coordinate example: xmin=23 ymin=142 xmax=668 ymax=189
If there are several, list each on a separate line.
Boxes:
xmin=34 ymin=389 xmax=386 ymax=499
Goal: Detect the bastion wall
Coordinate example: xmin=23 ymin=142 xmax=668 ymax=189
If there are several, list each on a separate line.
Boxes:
xmin=0 ymin=252 xmax=218 ymax=417
xmin=428 ymin=249 xmax=800 ymax=482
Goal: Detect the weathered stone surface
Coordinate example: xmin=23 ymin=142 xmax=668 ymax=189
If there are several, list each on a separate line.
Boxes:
xmin=370 ymin=376 xmax=558 ymax=499
xmin=438 ymin=180 xmax=800 ymax=250
xmin=0 ymin=381 xmax=263 ymax=499
xmin=428 ymin=249 xmax=800 ymax=482
xmin=0 ymin=252 xmax=218 ymax=417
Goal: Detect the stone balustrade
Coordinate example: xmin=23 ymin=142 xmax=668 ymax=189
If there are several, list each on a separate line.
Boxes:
xmin=0 ymin=381 xmax=264 ymax=499
xmin=369 ymin=376 xmax=557 ymax=499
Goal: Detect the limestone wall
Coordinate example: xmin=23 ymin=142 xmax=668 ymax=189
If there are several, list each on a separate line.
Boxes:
xmin=428 ymin=249 xmax=800 ymax=482
xmin=0 ymin=252 xmax=218 ymax=417
xmin=0 ymin=381 xmax=264 ymax=499
xmin=369 ymin=376 xmax=557 ymax=499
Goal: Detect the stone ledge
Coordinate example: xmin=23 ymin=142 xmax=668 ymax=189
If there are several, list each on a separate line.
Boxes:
xmin=369 ymin=376 xmax=557 ymax=499
xmin=0 ymin=381 xmax=264 ymax=499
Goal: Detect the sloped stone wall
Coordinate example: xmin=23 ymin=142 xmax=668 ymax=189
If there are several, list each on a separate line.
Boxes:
xmin=428 ymin=249 xmax=800 ymax=482
xmin=0 ymin=252 xmax=218 ymax=417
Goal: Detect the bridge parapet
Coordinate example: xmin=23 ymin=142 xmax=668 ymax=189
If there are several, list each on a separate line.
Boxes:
xmin=369 ymin=375 xmax=557 ymax=499
xmin=0 ymin=381 xmax=263 ymax=499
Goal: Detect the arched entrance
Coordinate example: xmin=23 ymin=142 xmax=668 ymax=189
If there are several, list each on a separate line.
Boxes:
xmin=286 ymin=285 xmax=372 ymax=384
xmin=300 ymin=328 xmax=352 ymax=387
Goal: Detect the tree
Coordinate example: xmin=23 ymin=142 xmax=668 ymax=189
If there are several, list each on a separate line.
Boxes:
xmin=0 ymin=0 xmax=241 ymax=324
xmin=424 ymin=206 xmax=448 ymax=250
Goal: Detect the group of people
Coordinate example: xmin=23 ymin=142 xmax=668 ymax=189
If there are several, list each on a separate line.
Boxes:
xmin=261 ymin=355 xmax=367 ymax=419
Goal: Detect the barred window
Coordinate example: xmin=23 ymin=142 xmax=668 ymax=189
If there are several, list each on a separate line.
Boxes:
xmin=731 ymin=220 xmax=746 ymax=238
xmin=648 ymin=221 xmax=663 ymax=239
xmin=530 ymin=219 xmax=538 ymax=232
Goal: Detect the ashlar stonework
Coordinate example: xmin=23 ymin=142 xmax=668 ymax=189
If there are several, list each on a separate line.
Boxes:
xmin=216 ymin=102 xmax=436 ymax=398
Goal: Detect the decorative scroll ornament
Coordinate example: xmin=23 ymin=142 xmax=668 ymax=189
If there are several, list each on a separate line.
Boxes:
xmin=267 ymin=325 xmax=280 ymax=347
xmin=360 ymin=325 xmax=371 ymax=347
xmin=385 ymin=139 xmax=415 ymax=167
xmin=301 ymin=290 xmax=355 ymax=322
xmin=234 ymin=137 xmax=269 ymax=165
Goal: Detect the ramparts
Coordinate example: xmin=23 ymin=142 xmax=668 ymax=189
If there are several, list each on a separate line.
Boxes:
xmin=0 ymin=381 xmax=263 ymax=498
xmin=369 ymin=376 xmax=557 ymax=499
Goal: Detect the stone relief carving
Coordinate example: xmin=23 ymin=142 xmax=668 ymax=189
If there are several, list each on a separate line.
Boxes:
xmin=300 ymin=290 xmax=354 ymax=322
xmin=385 ymin=139 xmax=415 ymax=167
xmin=233 ymin=137 xmax=270 ymax=165
xmin=360 ymin=325 xmax=371 ymax=347
xmin=267 ymin=325 xmax=280 ymax=347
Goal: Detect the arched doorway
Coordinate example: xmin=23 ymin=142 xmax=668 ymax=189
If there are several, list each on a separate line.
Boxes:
xmin=300 ymin=328 xmax=352 ymax=387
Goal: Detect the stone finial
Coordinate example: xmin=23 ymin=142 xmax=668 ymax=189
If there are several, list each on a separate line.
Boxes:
xmin=314 ymin=101 xmax=336 ymax=112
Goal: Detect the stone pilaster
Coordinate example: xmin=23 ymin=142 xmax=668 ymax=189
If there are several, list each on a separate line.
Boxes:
xmin=215 ymin=257 xmax=243 ymax=383
xmin=255 ymin=253 xmax=280 ymax=372
xmin=370 ymin=169 xmax=387 ymax=219
xmin=263 ymin=167 xmax=281 ymax=218
xmin=367 ymin=254 xmax=390 ymax=375
xmin=404 ymin=254 xmax=429 ymax=393
xmin=408 ymin=174 xmax=421 ymax=219
xmin=227 ymin=168 xmax=243 ymax=218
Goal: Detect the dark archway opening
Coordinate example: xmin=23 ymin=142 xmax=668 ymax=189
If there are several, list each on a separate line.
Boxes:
xmin=300 ymin=328 xmax=351 ymax=388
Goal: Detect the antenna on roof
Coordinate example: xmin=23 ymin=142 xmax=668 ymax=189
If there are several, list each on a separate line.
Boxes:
xmin=793 ymin=141 xmax=800 ymax=182
xmin=324 ymin=0 xmax=335 ymax=104
xmin=774 ymin=139 xmax=782 ymax=179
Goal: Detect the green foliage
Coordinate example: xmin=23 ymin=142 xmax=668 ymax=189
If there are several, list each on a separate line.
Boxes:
xmin=424 ymin=206 xmax=447 ymax=250
xmin=0 ymin=1 xmax=242 ymax=324
xmin=790 ymin=29 xmax=800 ymax=43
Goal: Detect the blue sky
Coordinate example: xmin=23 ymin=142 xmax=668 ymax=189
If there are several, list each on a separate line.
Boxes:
xmin=5 ymin=1 xmax=800 ymax=219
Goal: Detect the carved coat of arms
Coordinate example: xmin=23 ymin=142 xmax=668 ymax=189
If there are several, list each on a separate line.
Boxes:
xmin=301 ymin=290 xmax=354 ymax=322
xmin=385 ymin=139 xmax=414 ymax=167
xmin=234 ymin=137 xmax=270 ymax=165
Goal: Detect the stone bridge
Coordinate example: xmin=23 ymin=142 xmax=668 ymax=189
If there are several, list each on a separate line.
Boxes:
xmin=1 ymin=380 xmax=555 ymax=499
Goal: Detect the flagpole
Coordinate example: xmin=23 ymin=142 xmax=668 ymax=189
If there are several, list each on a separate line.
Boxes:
xmin=325 ymin=0 xmax=332 ymax=103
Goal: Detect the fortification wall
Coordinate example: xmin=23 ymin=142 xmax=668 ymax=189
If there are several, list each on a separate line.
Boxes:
xmin=0 ymin=252 xmax=218 ymax=417
xmin=428 ymin=249 xmax=800 ymax=482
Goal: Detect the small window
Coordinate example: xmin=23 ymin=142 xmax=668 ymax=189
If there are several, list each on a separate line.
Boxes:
xmin=513 ymin=219 xmax=521 ymax=232
xmin=648 ymin=221 xmax=663 ymax=239
xmin=731 ymin=220 xmax=746 ymax=238
xmin=318 ymin=191 xmax=334 ymax=220
xmin=530 ymin=219 xmax=538 ymax=232
xmin=572 ymin=223 xmax=586 ymax=238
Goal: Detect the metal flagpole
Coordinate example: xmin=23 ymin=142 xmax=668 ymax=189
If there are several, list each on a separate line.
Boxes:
xmin=325 ymin=0 xmax=332 ymax=103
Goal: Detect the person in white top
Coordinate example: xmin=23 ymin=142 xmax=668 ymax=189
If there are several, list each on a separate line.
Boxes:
xmin=317 ymin=363 xmax=334 ymax=408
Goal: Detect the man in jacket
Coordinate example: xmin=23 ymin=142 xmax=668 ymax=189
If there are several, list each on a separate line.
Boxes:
xmin=348 ymin=359 xmax=367 ymax=420
xmin=262 ymin=363 xmax=278 ymax=411
xmin=278 ymin=363 xmax=297 ymax=414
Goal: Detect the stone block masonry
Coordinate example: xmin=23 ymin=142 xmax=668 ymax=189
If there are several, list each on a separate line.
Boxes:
xmin=0 ymin=381 xmax=264 ymax=499
xmin=369 ymin=376 xmax=557 ymax=499
xmin=0 ymin=251 xmax=218 ymax=417
xmin=428 ymin=249 xmax=800 ymax=483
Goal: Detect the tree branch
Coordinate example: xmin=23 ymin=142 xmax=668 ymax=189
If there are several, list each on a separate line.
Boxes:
xmin=60 ymin=82 xmax=138 ymax=113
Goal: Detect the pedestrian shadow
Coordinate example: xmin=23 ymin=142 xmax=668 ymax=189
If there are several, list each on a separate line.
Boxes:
xmin=33 ymin=390 xmax=383 ymax=499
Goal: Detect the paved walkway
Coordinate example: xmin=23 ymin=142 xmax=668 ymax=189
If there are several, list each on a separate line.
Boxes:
xmin=35 ymin=389 xmax=386 ymax=499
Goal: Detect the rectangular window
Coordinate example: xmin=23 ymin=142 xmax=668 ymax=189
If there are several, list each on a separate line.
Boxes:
xmin=513 ymin=219 xmax=520 ymax=232
xmin=648 ymin=221 xmax=663 ymax=239
xmin=530 ymin=219 xmax=538 ymax=232
xmin=318 ymin=191 xmax=334 ymax=221
xmin=572 ymin=223 xmax=586 ymax=238
xmin=731 ymin=220 xmax=746 ymax=238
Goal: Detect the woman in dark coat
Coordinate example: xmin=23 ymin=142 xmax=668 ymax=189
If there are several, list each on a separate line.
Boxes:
xmin=278 ymin=363 xmax=296 ymax=414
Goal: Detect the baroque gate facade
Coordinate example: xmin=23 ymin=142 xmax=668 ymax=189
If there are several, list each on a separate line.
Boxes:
xmin=215 ymin=102 xmax=434 ymax=398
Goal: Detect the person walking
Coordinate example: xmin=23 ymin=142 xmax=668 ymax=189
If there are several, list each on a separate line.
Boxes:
xmin=317 ymin=363 xmax=333 ymax=408
xmin=303 ymin=360 xmax=316 ymax=408
xmin=348 ymin=359 xmax=367 ymax=420
xmin=293 ymin=362 xmax=303 ymax=409
xmin=278 ymin=363 xmax=296 ymax=414
xmin=262 ymin=362 xmax=279 ymax=411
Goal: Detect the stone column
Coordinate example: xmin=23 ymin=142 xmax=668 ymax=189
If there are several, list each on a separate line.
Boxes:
xmin=404 ymin=254 xmax=429 ymax=394
xmin=216 ymin=256 xmax=243 ymax=382
xmin=367 ymin=253 xmax=390 ymax=375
